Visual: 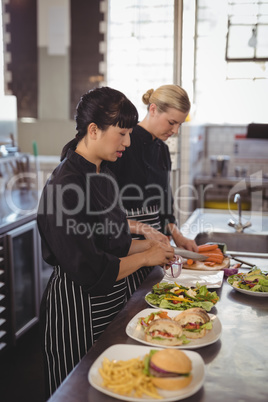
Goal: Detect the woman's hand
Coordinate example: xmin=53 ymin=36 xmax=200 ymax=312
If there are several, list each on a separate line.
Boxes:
xmin=143 ymin=240 xmax=174 ymax=267
xmin=127 ymin=220 xmax=170 ymax=245
xmin=118 ymin=240 xmax=174 ymax=280
xmin=142 ymin=226 xmax=170 ymax=245
xmin=166 ymin=223 xmax=198 ymax=252
xmin=177 ymin=237 xmax=198 ymax=252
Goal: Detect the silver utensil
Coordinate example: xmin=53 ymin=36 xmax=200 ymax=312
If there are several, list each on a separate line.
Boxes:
xmin=172 ymin=247 xmax=208 ymax=262
xmin=230 ymin=256 xmax=256 ymax=268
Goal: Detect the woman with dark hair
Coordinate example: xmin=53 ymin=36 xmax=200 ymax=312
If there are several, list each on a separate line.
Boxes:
xmin=37 ymin=87 xmax=174 ymax=397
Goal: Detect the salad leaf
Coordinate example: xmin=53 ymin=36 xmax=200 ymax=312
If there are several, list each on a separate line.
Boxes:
xmin=143 ymin=350 xmax=158 ymax=376
xmin=145 ymin=282 xmax=219 ymax=311
xmin=228 ymin=267 xmax=268 ymax=293
xmin=259 ymin=277 xmax=268 ymax=292
xmin=157 ymin=298 xmax=215 ymax=312
xmin=201 ymin=321 xmax=213 ymax=330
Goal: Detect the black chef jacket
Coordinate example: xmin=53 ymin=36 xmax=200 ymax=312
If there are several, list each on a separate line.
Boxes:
xmin=108 ymin=125 xmax=176 ymax=232
xmin=37 ymin=149 xmax=131 ymax=296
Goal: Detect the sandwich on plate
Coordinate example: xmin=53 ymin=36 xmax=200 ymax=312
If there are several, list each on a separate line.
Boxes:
xmin=174 ymin=307 xmax=212 ymax=339
xmin=144 ymin=318 xmax=189 ymax=346
xmin=143 ymin=348 xmax=192 ymax=390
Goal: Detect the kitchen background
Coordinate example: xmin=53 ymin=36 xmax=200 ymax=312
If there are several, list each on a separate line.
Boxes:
xmin=0 ymin=0 xmax=267 ymax=389
xmin=1 ymin=0 xmax=268 ymax=217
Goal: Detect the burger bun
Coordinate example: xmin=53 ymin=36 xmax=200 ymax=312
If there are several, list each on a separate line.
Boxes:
xmin=150 ymin=349 xmax=192 ymax=390
xmin=152 ymin=375 xmax=193 ymax=390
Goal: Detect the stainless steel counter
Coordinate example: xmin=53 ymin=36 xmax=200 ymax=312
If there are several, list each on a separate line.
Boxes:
xmin=45 ymin=209 xmax=268 ymax=401
xmin=48 ymin=261 xmax=268 ymax=402
xmin=0 ymin=189 xmax=38 ymax=234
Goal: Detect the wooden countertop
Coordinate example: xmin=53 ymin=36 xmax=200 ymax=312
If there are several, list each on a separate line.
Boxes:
xmin=48 ymin=263 xmax=268 ymax=402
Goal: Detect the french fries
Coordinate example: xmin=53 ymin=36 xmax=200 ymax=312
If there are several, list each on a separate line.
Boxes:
xmin=99 ymin=356 xmax=163 ymax=399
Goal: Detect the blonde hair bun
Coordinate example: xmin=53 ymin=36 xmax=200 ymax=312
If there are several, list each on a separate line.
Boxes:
xmin=142 ymin=88 xmax=154 ymax=105
xmin=141 ymin=84 xmax=190 ymax=113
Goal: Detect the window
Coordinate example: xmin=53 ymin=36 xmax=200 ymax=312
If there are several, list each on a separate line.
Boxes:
xmin=185 ymin=0 xmax=268 ymax=124
xmin=107 ymin=0 xmax=174 ymax=116
xmin=226 ymin=0 xmax=268 ymax=61
xmin=107 ymin=0 xmax=268 ymax=124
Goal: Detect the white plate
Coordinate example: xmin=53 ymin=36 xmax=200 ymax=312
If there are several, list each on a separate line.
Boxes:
xmin=162 ymin=269 xmax=224 ymax=288
xmin=227 ymin=278 xmax=268 ymax=297
xmin=88 ymin=344 xmax=205 ymax=402
xmin=126 ymin=308 xmax=221 ymax=349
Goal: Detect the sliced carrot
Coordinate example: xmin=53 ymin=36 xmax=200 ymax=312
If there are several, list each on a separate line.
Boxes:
xmin=199 ymin=248 xmax=224 ymax=256
xmin=204 ymin=261 xmax=216 ymax=266
xmin=197 ymin=244 xmax=218 ymax=252
xmin=187 ymin=259 xmax=194 ymax=266
xmin=199 ymin=251 xmax=222 ymax=257
xmin=231 ymin=263 xmax=241 ymax=269
xmin=158 ymin=311 xmax=170 ymax=319
xmin=202 ymin=252 xmax=224 ymax=259
xmin=206 ymin=256 xmax=224 ymax=263
xmin=210 ymin=248 xmax=223 ymax=254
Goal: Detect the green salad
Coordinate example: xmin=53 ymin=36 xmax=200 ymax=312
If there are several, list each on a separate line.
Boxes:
xmin=227 ymin=267 xmax=268 ymax=293
xmin=145 ymin=282 xmax=219 ymax=312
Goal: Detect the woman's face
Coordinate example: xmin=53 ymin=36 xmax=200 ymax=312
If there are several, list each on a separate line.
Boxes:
xmin=149 ymin=106 xmax=189 ymax=141
xmin=97 ymin=124 xmax=132 ymax=162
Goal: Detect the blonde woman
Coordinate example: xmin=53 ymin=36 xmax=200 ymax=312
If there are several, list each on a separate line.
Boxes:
xmin=108 ymin=84 xmax=198 ymax=296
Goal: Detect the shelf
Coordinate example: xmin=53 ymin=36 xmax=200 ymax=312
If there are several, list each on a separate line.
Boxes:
xmin=0 ymin=342 xmax=7 ymax=351
xmin=194 ymin=175 xmax=268 ymax=187
xmin=0 ymin=330 xmax=6 ymax=339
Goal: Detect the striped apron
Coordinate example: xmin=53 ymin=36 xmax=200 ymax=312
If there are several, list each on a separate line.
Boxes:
xmin=125 ymin=205 xmax=162 ymax=298
xmin=40 ymin=266 xmax=127 ymax=398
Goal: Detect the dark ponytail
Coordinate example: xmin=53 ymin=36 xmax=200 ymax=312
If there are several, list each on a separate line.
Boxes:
xmin=60 ymin=138 xmax=78 ymax=161
xmin=60 ymin=87 xmax=138 ymax=161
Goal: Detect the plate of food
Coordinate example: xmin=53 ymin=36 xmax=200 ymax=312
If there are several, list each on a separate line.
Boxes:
xmin=227 ymin=267 xmax=268 ymax=297
xmin=145 ymin=282 xmax=219 ymax=311
xmin=88 ymin=344 xmax=205 ymax=401
xmin=126 ymin=308 xmax=222 ymax=349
